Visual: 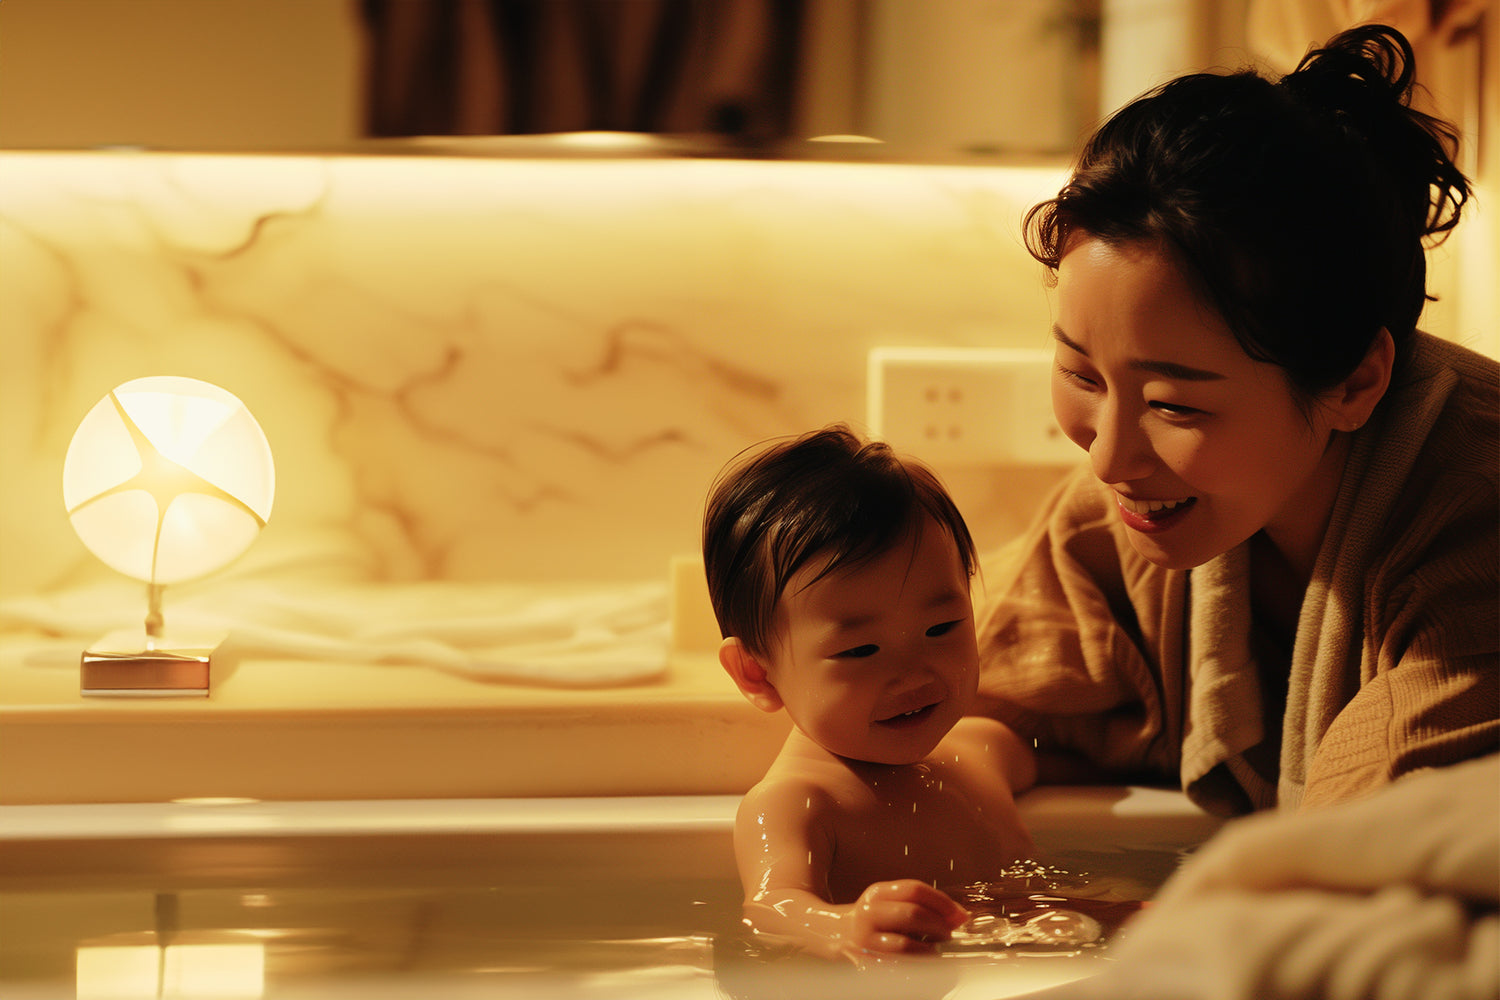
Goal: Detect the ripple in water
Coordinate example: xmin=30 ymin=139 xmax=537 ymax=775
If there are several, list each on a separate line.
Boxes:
xmin=941 ymin=859 xmax=1148 ymax=955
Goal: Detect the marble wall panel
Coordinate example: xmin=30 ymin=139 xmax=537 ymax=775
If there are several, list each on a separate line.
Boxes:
xmin=0 ymin=152 xmax=1069 ymax=596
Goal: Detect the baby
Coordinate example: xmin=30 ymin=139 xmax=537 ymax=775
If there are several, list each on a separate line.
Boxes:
xmin=702 ymin=425 xmax=1036 ymax=963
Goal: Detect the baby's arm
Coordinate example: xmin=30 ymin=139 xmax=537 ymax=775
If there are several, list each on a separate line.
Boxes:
xmin=733 ymin=780 xmax=970 ymax=963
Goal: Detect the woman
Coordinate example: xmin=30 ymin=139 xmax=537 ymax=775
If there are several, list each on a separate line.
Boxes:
xmin=977 ymin=24 xmax=1498 ymax=816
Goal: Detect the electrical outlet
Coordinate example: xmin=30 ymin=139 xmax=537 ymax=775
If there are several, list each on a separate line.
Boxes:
xmin=866 ymin=347 xmax=1078 ymax=466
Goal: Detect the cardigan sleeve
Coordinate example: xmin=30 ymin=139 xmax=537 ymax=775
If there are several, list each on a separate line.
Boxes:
xmin=976 ymin=467 xmax=1187 ymax=783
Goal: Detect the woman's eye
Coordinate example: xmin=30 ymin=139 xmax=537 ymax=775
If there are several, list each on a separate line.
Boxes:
xmin=1056 ymin=363 xmax=1099 ymax=389
xmin=1149 ymin=400 xmax=1204 ymax=417
xmin=834 ymin=644 xmax=879 ymax=659
xmin=925 ymin=620 xmax=963 ymax=638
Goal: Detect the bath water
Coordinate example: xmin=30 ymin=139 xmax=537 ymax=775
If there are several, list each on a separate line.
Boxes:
xmin=1 ymin=843 xmax=1190 ymax=998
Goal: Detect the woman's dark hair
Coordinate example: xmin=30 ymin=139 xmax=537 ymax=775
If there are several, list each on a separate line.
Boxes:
xmin=1024 ymin=24 xmax=1470 ymax=396
xmin=702 ymin=424 xmax=977 ymax=658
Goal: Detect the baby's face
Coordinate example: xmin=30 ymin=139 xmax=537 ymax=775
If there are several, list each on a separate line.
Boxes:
xmin=766 ymin=518 xmax=979 ymax=766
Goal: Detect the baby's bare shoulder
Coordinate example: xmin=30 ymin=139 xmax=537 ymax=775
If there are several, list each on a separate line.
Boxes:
xmin=944 ymin=716 xmax=1017 ymax=763
xmin=941 ymin=717 xmax=1035 ymax=791
xmin=740 ymin=760 xmax=860 ymax=819
xmin=949 ymin=715 xmax=1013 ymax=741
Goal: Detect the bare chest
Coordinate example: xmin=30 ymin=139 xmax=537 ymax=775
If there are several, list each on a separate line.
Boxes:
xmin=824 ymin=761 xmax=1026 ymax=903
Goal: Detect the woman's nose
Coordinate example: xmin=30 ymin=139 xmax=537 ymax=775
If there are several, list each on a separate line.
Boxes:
xmin=1088 ymin=403 xmax=1155 ymax=485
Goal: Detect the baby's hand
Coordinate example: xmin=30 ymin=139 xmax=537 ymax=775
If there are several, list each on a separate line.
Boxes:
xmin=844 ymin=880 xmax=970 ymax=956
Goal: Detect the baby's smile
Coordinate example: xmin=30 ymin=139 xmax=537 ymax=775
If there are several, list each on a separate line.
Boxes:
xmin=876 ymin=701 xmax=940 ymax=728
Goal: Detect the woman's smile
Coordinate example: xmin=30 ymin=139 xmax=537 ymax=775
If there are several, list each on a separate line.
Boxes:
xmin=1114 ymin=493 xmax=1197 ymax=533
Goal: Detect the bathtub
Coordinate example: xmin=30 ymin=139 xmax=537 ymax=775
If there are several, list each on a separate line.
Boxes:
xmin=0 ymin=786 xmax=1223 ymax=999
xmin=1 ymin=570 xmax=1225 ymax=996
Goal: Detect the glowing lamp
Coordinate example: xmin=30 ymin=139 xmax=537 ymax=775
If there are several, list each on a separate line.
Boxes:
xmin=63 ymin=376 xmax=274 ymax=696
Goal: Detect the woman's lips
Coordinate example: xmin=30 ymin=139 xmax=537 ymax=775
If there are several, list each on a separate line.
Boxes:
xmin=1115 ymin=494 xmax=1197 ymax=533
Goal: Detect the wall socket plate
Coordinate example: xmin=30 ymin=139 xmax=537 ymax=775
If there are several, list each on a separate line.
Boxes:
xmin=866 ymin=346 xmax=1078 ymax=466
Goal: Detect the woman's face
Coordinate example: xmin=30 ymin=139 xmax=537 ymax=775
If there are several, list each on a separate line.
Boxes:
xmin=1050 ymin=237 xmax=1349 ymax=572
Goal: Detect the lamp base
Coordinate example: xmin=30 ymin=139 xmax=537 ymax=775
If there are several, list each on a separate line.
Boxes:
xmin=80 ymin=628 xmax=225 ymax=698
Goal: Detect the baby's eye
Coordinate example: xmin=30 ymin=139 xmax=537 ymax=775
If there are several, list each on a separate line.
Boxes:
xmin=834 ymin=644 xmax=879 ymax=659
xmin=925 ymin=620 xmax=963 ymax=638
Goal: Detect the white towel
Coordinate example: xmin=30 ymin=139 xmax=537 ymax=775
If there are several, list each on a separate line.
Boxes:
xmin=1 ymin=575 xmax=669 ymax=687
xmin=1028 ymin=754 xmax=1500 ymax=1000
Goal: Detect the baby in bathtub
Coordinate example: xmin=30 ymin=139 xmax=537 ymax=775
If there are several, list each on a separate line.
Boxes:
xmin=702 ymin=424 xmax=1037 ymax=963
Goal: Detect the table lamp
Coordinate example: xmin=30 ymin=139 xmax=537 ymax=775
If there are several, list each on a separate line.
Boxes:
xmin=63 ymin=376 xmax=274 ymax=697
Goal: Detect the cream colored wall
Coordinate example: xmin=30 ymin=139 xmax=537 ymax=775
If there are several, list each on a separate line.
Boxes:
xmin=1457 ymin=11 xmax=1499 ymax=361
xmin=0 ymin=152 xmax=1071 ymax=596
xmin=1 ymin=2 xmax=1490 ymax=601
xmin=0 ymin=0 xmax=361 ymax=150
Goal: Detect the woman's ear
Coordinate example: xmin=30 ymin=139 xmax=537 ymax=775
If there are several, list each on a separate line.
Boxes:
xmin=719 ymin=637 xmax=783 ymax=714
xmin=1328 ymin=327 xmax=1395 ymax=431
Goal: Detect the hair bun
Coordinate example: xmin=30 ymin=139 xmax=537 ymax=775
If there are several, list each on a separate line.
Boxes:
xmin=1281 ymin=23 xmax=1467 ymax=241
xmin=1288 ymin=22 xmax=1416 ymax=99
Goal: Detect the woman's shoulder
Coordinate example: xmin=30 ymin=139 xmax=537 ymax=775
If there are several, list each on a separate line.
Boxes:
xmin=1407 ymin=331 xmax=1499 ymax=420
xmin=1343 ymin=336 xmax=1497 ymax=639
xmin=1414 ymin=329 xmax=1500 ymax=378
xmin=1398 ymin=333 xmax=1498 ymax=486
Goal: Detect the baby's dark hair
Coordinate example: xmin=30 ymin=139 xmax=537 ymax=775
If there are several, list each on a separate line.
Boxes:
xmin=702 ymin=424 xmax=977 ymax=658
xmin=1024 ymin=23 xmax=1470 ymax=398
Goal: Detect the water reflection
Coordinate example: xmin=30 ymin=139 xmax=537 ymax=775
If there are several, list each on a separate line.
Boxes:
xmin=76 ymin=938 xmax=265 ymax=999
xmin=1 ymin=845 xmax=1189 ymax=999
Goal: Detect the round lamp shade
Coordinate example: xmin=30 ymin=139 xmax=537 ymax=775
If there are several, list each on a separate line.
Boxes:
xmin=63 ymin=376 xmax=274 ymax=586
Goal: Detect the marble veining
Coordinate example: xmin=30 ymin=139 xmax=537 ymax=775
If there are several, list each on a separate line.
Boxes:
xmin=0 ymin=152 xmax=1067 ymax=598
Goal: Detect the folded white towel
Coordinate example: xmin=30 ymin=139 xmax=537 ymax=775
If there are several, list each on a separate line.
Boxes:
xmin=1 ymin=576 xmax=669 ymax=687
xmin=1030 ymin=754 xmax=1500 ymax=1000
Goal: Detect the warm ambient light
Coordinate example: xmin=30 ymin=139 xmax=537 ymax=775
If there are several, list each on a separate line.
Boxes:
xmin=65 ymin=376 xmax=273 ymax=584
xmin=807 ymin=134 xmax=885 ymax=143
xmin=77 ymin=940 xmax=266 ymax=999
xmin=63 ymin=376 xmax=274 ymax=696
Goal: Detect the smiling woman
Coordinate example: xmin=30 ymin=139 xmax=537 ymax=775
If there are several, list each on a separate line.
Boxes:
xmin=975 ymin=24 xmax=1498 ymax=820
